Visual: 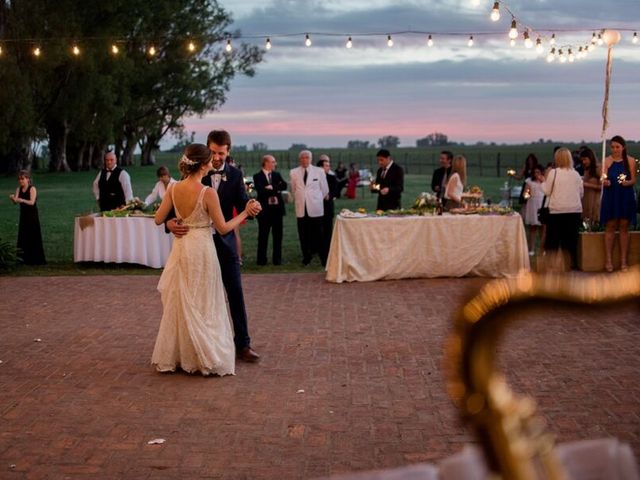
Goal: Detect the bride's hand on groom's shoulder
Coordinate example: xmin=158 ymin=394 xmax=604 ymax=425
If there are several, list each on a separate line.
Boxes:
xmin=167 ymin=218 xmax=190 ymax=238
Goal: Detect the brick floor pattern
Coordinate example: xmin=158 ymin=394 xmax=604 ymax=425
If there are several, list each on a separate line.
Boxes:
xmin=0 ymin=274 xmax=638 ymax=479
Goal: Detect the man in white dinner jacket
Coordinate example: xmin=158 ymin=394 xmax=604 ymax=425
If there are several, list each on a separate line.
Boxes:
xmin=290 ymin=150 xmax=329 ymax=266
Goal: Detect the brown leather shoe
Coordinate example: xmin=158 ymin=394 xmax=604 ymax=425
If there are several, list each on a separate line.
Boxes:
xmin=237 ymin=346 xmax=260 ymax=363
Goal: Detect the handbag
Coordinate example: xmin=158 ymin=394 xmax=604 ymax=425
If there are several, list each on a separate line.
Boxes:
xmin=537 ymin=170 xmax=556 ymax=224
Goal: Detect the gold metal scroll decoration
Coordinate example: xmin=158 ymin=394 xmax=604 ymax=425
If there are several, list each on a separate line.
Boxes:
xmin=446 ymin=268 xmax=640 ymax=479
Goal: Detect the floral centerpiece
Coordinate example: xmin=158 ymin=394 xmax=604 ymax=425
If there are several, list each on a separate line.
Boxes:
xmin=102 ymin=198 xmax=156 ymax=217
xmin=461 ymin=185 xmax=484 ymax=207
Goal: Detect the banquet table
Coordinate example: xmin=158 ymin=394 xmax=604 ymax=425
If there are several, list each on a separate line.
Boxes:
xmin=74 ymin=214 xmax=173 ymax=268
xmin=325 ymin=213 xmax=530 ymax=283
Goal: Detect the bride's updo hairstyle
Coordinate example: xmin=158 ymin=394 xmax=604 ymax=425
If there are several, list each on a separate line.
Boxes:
xmin=178 ymin=143 xmax=212 ymax=177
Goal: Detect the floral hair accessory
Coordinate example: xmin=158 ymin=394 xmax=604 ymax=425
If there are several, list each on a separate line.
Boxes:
xmin=180 ymin=155 xmax=197 ymax=166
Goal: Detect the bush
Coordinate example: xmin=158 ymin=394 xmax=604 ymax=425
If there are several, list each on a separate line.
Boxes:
xmin=0 ymin=238 xmax=20 ymax=269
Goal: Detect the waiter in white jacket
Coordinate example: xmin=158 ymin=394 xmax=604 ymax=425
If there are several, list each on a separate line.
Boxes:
xmin=289 ymin=150 xmax=329 ymax=266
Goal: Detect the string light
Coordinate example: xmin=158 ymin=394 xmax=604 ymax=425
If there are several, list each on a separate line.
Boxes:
xmin=265 ymin=38 xmax=272 ymax=50
xmin=72 ymin=45 xmax=80 ymax=56
xmin=187 ymin=41 xmax=196 ymax=52
xmin=467 ymin=35 xmax=474 ymax=47
xmin=591 ymin=32 xmax=597 ymax=44
xmin=523 ymin=31 xmax=533 ymax=48
xmin=490 ymin=2 xmax=500 ymax=22
xmin=508 ymin=19 xmax=518 ymax=40
xmin=111 ymin=44 xmax=119 ymax=55
xmin=387 ymin=35 xmax=393 ymax=47
xmin=427 ymin=34 xmax=433 ymax=47
xmin=558 ymin=48 xmax=566 ymax=63
xmin=597 ymin=33 xmax=604 ymax=45
xmin=509 ymin=38 xmax=516 ymax=47
xmin=346 ymin=36 xmax=353 ymax=48
xmin=568 ymin=48 xmax=575 ymax=62
xmin=577 ymin=46 xmax=584 ymax=59
xmin=147 ymin=45 xmax=156 ymax=56
xmin=587 ymin=41 xmax=595 ymax=52
xmin=304 ymin=34 xmax=312 ymax=47
xmin=535 ymin=37 xmax=543 ymax=53
xmin=633 ymin=32 xmax=638 ymax=44
xmin=549 ymin=33 xmax=556 ymax=46
xmin=546 ymin=47 xmax=556 ymax=63
xmin=582 ymin=44 xmax=589 ymax=58
xmin=225 ymin=39 xmax=232 ymax=52
xmin=33 ymin=46 xmax=41 ymax=57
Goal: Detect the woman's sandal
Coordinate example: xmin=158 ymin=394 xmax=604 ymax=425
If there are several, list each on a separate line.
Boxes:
xmin=605 ymin=262 xmax=614 ymax=273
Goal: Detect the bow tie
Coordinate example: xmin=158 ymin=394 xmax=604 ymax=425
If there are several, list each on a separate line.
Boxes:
xmin=106 ymin=169 xmax=113 ymax=173
xmin=212 ymin=170 xmax=224 ymax=175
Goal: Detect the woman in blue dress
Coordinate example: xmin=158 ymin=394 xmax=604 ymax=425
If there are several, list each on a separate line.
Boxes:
xmin=600 ymin=135 xmax=637 ymax=272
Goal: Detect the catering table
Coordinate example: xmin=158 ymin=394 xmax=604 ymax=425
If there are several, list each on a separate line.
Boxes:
xmin=325 ymin=214 xmax=530 ymax=283
xmin=74 ymin=214 xmax=173 ymax=268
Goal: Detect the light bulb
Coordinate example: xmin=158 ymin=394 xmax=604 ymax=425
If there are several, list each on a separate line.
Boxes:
xmin=346 ymin=36 xmax=352 ymax=48
xmin=587 ymin=42 xmax=595 ymax=52
xmin=577 ymin=46 xmax=584 ymax=59
xmin=568 ymin=48 xmax=575 ymax=62
xmin=265 ymin=38 xmax=272 ymax=50
xmin=523 ymin=31 xmax=533 ymax=48
xmin=148 ymin=45 xmax=156 ymax=56
xmin=508 ymin=19 xmax=518 ymax=40
xmin=0 ymin=45 xmax=3 ymax=56
xmin=591 ymin=32 xmax=597 ymax=45
xmin=305 ymin=34 xmax=312 ymax=47
xmin=387 ymin=35 xmax=393 ymax=47
xmin=111 ymin=44 xmax=119 ymax=55
xmin=427 ymin=34 xmax=433 ymax=47
xmin=71 ymin=45 xmax=80 ymax=56
xmin=490 ymin=2 xmax=500 ymax=21
xmin=559 ymin=49 xmax=566 ymax=63
xmin=549 ymin=33 xmax=556 ymax=46
xmin=187 ymin=41 xmax=196 ymax=52
xmin=467 ymin=35 xmax=474 ymax=47
xmin=546 ymin=47 xmax=556 ymax=63
xmin=597 ymin=33 xmax=603 ymax=45
xmin=225 ymin=39 xmax=232 ymax=52
xmin=535 ymin=37 xmax=543 ymax=54
xmin=509 ymin=38 xmax=516 ymax=47
xmin=33 ymin=46 xmax=41 ymax=57
xmin=582 ymin=45 xmax=589 ymax=57
xmin=633 ymin=32 xmax=638 ymax=44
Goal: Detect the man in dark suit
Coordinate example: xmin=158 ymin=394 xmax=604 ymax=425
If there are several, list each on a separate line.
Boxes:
xmin=253 ymin=154 xmax=287 ymax=266
xmin=167 ymin=130 xmax=260 ymax=363
xmin=431 ymin=150 xmax=453 ymax=200
xmin=317 ymin=154 xmax=338 ymax=261
xmin=371 ymin=149 xmax=404 ymax=211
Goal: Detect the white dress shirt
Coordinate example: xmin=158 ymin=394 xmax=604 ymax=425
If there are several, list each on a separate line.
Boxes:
xmin=144 ymin=178 xmax=177 ymax=205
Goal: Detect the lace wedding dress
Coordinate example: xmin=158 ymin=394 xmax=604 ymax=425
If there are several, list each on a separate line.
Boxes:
xmin=151 ymin=186 xmax=235 ymax=376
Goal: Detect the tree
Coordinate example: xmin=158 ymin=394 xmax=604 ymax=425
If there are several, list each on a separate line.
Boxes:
xmin=377 ymin=136 xmax=400 ymax=148
xmin=347 ymin=140 xmax=371 ymax=149
xmin=416 ymin=132 xmax=449 ymax=147
xmin=289 ymin=143 xmax=308 ymax=151
xmin=252 ymin=142 xmax=268 ymax=151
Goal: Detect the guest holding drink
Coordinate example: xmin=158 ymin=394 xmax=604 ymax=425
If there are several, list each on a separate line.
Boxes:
xmin=579 ymin=147 xmax=601 ymax=228
xmin=600 ymin=135 xmax=637 ymax=272
xmin=9 ymin=170 xmax=46 ymax=265
xmin=444 ymin=155 xmax=467 ymax=210
xmin=542 ymin=148 xmax=583 ymax=269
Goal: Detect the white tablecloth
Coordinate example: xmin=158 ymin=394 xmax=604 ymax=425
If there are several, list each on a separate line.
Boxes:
xmin=74 ymin=215 xmax=173 ymax=268
xmin=325 ymin=214 xmax=530 ymax=283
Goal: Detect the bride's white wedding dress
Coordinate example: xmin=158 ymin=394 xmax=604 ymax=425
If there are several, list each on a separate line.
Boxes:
xmin=151 ymin=186 xmax=235 ymax=376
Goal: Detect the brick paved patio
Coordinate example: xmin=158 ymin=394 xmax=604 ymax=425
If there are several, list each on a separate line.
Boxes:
xmin=0 ymin=273 xmax=638 ymax=479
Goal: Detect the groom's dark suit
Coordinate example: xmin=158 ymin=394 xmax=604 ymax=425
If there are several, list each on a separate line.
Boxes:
xmin=201 ymin=163 xmax=252 ymax=351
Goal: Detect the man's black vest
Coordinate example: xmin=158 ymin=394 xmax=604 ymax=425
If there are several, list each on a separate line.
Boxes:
xmin=98 ymin=167 xmax=125 ymax=211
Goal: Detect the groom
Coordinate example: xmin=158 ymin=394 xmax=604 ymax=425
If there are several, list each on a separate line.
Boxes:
xmin=166 ymin=130 xmax=260 ymax=363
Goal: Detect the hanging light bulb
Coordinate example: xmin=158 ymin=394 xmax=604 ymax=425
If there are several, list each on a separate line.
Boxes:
xmin=467 ymin=35 xmax=474 ymax=47
xmin=265 ymin=38 xmax=272 ymax=50
xmin=147 ymin=45 xmax=156 ymax=56
xmin=597 ymin=33 xmax=604 ymax=46
xmin=471 ymin=0 xmax=481 ymax=6
xmin=568 ymin=48 xmax=575 ymax=62
xmin=550 ymin=33 xmax=556 ymax=46
xmin=591 ymin=32 xmax=597 ymax=45
xmin=509 ymin=38 xmax=515 ymax=47
xmin=523 ymin=31 xmax=533 ymax=48
xmin=490 ymin=2 xmax=500 ymax=21
xmin=508 ymin=19 xmax=518 ymax=40
xmin=346 ymin=36 xmax=353 ymax=48
xmin=387 ymin=35 xmax=393 ymax=47
xmin=305 ymin=34 xmax=312 ymax=47
xmin=0 ymin=45 xmax=3 ymax=56
xmin=427 ymin=34 xmax=433 ymax=47
xmin=546 ymin=47 xmax=556 ymax=63
xmin=33 ymin=46 xmax=41 ymax=57
xmin=187 ymin=41 xmax=196 ymax=52
xmin=111 ymin=44 xmax=119 ymax=55
xmin=558 ymin=49 xmax=566 ymax=63
xmin=587 ymin=41 xmax=595 ymax=52
xmin=582 ymin=44 xmax=590 ymax=57
xmin=577 ymin=46 xmax=584 ymax=59
xmin=535 ymin=37 xmax=544 ymax=54
xmin=225 ymin=39 xmax=232 ymax=52
xmin=633 ymin=32 xmax=638 ymax=44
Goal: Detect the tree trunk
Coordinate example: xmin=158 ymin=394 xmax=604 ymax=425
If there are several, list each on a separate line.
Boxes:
xmin=83 ymin=143 xmax=94 ymax=170
xmin=91 ymin=144 xmax=105 ymax=169
xmin=120 ymin=126 xmax=137 ymax=166
xmin=140 ymin=140 xmax=157 ymax=166
xmin=46 ymin=120 xmax=71 ymax=172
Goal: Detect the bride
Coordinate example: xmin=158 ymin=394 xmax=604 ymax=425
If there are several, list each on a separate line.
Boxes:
xmin=151 ymin=144 xmax=261 ymax=376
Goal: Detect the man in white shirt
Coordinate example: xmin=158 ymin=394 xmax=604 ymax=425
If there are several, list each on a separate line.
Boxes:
xmin=144 ymin=166 xmax=177 ymax=206
xmin=92 ymin=151 xmax=134 ymax=211
xmin=289 ymin=150 xmax=329 ymax=266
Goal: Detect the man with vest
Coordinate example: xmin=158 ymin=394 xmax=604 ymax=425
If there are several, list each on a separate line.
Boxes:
xmin=92 ymin=151 xmax=134 ymax=211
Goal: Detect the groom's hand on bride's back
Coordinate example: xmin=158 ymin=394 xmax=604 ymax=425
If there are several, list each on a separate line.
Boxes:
xmin=167 ymin=218 xmax=190 ymax=238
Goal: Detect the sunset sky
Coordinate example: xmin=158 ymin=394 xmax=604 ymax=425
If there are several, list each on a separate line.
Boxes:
xmin=183 ymin=0 xmax=640 ymax=149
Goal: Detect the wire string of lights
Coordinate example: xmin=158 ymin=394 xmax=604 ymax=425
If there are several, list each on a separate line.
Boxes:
xmin=0 ymin=1 xmax=637 ymax=62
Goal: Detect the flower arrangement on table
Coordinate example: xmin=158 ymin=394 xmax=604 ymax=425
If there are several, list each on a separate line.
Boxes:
xmin=102 ymin=198 xmax=157 ymax=217
xmin=461 ymin=185 xmax=484 ymax=206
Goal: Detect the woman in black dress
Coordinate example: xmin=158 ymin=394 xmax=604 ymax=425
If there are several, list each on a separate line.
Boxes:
xmin=9 ymin=171 xmax=46 ymax=265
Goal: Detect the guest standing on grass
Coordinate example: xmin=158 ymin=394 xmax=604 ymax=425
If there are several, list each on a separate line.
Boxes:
xmin=317 ymin=155 xmax=339 ymax=263
xmin=92 ymin=151 xmax=133 ymax=211
xmin=144 ymin=166 xmax=177 ymax=206
xmin=600 ymin=135 xmax=637 ymax=272
xmin=371 ymin=149 xmax=404 ymax=211
xmin=345 ymin=163 xmax=359 ymax=199
xmin=522 ymin=165 xmax=546 ymax=256
xmin=254 ymin=154 xmax=287 ymax=266
xmin=431 ymin=150 xmax=453 ymax=200
xmin=444 ymin=155 xmax=467 ymax=210
xmin=579 ymin=147 xmax=601 ymax=227
xmin=9 ymin=170 xmax=46 ymax=265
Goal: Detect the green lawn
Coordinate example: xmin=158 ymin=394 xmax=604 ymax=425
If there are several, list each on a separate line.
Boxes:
xmin=0 ymin=163 xmax=511 ymax=276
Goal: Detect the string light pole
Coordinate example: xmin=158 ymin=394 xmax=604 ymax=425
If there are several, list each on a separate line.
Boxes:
xmin=600 ymin=29 xmax=621 ymax=169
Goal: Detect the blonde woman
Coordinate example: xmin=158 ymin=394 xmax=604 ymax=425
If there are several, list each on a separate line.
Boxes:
xmin=444 ymin=154 xmax=467 ymax=210
xmin=542 ymin=147 xmax=583 ymax=269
